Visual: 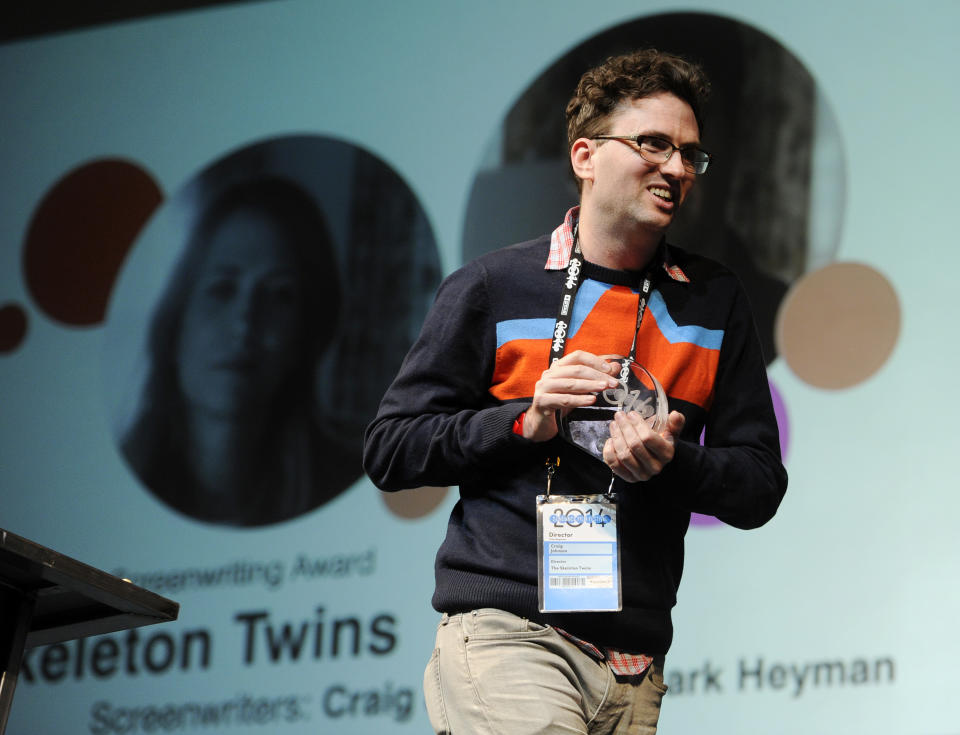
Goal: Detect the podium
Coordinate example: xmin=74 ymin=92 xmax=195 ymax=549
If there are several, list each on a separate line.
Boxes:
xmin=0 ymin=529 xmax=179 ymax=734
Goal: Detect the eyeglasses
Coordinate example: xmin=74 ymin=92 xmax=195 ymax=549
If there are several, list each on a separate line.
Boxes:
xmin=591 ymin=134 xmax=712 ymax=175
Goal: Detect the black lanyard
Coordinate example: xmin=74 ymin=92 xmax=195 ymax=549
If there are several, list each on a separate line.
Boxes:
xmin=549 ymin=227 xmax=653 ymax=368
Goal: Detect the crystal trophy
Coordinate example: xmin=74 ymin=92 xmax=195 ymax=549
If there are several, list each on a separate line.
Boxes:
xmin=558 ymin=356 xmax=667 ymax=461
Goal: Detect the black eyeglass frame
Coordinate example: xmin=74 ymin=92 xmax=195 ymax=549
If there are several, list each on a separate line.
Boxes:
xmin=591 ymin=134 xmax=712 ymax=175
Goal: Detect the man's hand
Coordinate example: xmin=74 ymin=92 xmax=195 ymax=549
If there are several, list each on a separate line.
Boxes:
xmin=522 ymin=350 xmax=620 ymax=442
xmin=603 ymin=410 xmax=686 ymax=482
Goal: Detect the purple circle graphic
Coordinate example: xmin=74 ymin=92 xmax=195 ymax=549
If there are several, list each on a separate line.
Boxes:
xmin=690 ymin=377 xmax=789 ymax=528
xmin=769 ymin=378 xmax=789 ymax=462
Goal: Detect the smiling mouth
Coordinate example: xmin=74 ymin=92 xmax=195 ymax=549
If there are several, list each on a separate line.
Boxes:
xmin=650 ymin=186 xmax=673 ymax=201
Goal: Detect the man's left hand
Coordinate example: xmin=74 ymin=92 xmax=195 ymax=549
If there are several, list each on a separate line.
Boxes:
xmin=603 ymin=410 xmax=685 ymax=482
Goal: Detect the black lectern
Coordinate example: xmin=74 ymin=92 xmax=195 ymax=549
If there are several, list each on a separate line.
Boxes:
xmin=0 ymin=529 xmax=179 ymax=734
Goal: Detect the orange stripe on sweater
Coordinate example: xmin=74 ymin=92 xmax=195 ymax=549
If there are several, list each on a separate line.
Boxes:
xmin=490 ymin=288 xmax=719 ymax=409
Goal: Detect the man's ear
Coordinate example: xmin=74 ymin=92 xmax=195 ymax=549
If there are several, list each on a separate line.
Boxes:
xmin=570 ymin=138 xmax=595 ymax=185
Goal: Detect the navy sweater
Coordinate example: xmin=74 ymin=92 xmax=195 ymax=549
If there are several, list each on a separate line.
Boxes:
xmin=364 ymin=235 xmax=786 ymax=654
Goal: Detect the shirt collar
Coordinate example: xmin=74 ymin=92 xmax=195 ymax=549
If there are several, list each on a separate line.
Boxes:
xmin=546 ymin=205 xmax=690 ymax=283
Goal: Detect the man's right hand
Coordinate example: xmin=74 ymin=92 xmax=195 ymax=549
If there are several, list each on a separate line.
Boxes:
xmin=522 ymin=350 xmax=621 ymax=442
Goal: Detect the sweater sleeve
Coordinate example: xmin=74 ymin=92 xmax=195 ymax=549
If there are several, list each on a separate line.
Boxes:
xmin=657 ymin=280 xmax=787 ymax=529
xmin=363 ymin=260 xmax=531 ymax=491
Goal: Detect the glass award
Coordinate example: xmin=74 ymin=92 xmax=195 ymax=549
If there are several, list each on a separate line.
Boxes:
xmin=558 ymin=356 xmax=667 ymax=462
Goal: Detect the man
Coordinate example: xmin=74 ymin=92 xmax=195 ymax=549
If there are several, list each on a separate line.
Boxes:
xmin=364 ymin=49 xmax=786 ymax=734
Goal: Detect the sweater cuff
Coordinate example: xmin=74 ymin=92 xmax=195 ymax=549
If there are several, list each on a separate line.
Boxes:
xmin=476 ymin=403 xmax=532 ymax=456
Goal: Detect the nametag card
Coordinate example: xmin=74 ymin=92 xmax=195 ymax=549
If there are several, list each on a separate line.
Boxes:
xmin=536 ymin=494 xmax=621 ymax=612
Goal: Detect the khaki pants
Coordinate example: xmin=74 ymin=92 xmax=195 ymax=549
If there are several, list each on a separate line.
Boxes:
xmin=424 ymin=608 xmax=667 ymax=734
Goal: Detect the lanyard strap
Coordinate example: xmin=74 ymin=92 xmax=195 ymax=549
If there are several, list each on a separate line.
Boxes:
xmin=549 ymin=228 xmax=653 ymax=367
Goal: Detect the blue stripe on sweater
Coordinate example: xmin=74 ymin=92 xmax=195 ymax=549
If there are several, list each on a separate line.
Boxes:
xmin=495 ymin=283 xmax=724 ymax=350
xmin=648 ymin=291 xmax=724 ymax=350
xmin=495 ymin=280 xmax=608 ymax=348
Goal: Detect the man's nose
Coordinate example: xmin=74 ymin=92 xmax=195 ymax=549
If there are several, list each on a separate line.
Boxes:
xmin=660 ymin=150 xmax=686 ymax=177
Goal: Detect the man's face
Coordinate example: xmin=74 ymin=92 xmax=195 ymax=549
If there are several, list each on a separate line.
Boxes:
xmin=583 ymin=92 xmax=700 ymax=236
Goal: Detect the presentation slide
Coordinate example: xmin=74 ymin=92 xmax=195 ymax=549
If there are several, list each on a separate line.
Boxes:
xmin=1 ymin=1 xmax=956 ymax=733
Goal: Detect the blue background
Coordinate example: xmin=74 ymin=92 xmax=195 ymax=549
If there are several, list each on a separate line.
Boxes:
xmin=2 ymin=1 xmax=958 ymax=732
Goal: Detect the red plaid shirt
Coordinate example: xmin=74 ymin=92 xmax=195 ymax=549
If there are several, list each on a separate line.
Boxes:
xmin=547 ymin=206 xmax=690 ymax=284
xmin=555 ymin=627 xmax=654 ymax=677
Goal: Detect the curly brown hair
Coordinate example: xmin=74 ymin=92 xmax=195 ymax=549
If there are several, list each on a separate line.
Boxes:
xmin=565 ymin=48 xmax=711 ymax=154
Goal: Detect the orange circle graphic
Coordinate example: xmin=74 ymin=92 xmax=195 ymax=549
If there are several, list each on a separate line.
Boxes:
xmin=380 ymin=486 xmax=449 ymax=520
xmin=24 ymin=159 xmax=163 ymax=326
xmin=776 ymin=262 xmax=900 ymax=389
xmin=0 ymin=304 xmax=28 ymax=353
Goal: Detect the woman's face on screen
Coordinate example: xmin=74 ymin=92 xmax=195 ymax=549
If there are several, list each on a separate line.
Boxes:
xmin=175 ymin=206 xmax=306 ymax=419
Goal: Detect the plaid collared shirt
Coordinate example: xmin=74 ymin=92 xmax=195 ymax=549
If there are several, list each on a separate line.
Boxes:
xmin=546 ymin=206 xmax=691 ymax=284
xmin=555 ymin=627 xmax=654 ymax=677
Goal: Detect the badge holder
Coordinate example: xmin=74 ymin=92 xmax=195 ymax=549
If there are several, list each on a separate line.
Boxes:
xmin=537 ymin=460 xmax=622 ymax=613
